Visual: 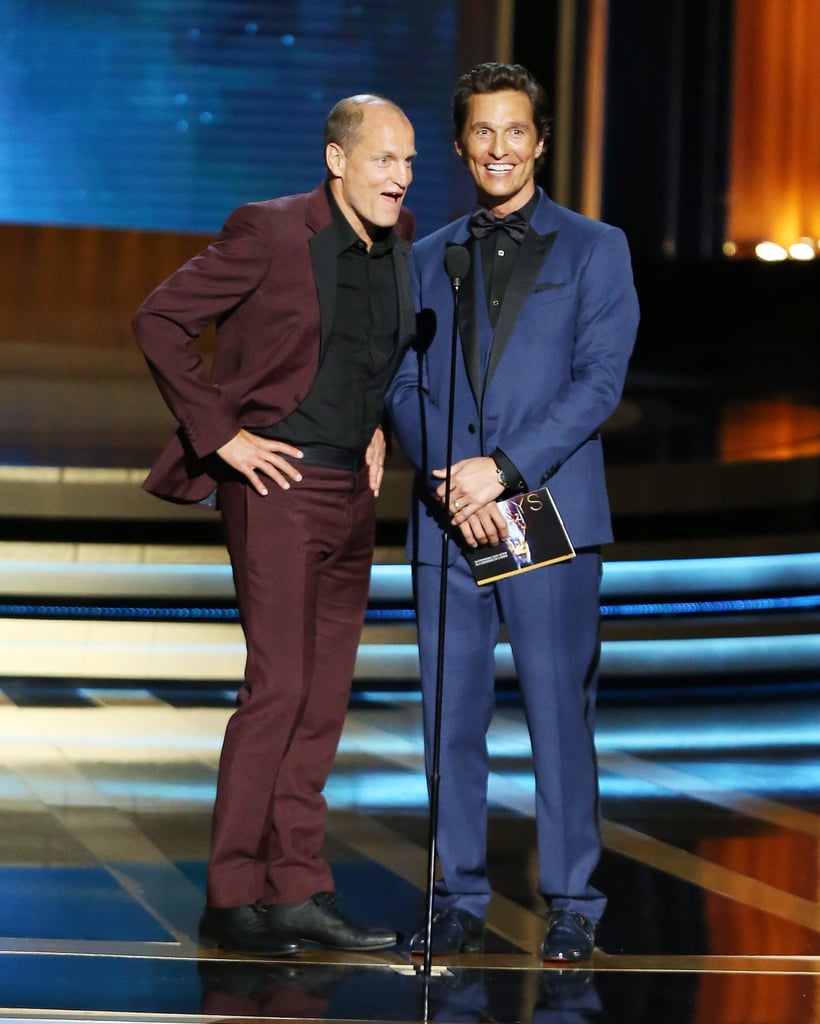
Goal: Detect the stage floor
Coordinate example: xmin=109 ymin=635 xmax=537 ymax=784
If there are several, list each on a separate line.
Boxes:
xmin=0 ymin=317 xmax=817 ymax=1020
xmin=0 ymin=684 xmax=816 ymax=1023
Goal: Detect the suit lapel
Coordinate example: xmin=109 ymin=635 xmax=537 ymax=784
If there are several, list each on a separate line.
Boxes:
xmin=457 ymin=236 xmax=482 ymax=404
xmin=308 ymin=226 xmax=338 ymax=354
xmin=484 ymin=229 xmax=558 ymax=388
xmin=386 ymin=237 xmax=416 ymax=378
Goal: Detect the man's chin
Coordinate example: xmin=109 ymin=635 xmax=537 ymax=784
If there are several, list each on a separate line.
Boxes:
xmin=378 ymin=204 xmax=404 ymax=224
xmin=367 ymin=212 xmax=402 ymax=231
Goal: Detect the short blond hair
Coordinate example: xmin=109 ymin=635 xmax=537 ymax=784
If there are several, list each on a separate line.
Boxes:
xmin=324 ymin=94 xmax=407 ymax=153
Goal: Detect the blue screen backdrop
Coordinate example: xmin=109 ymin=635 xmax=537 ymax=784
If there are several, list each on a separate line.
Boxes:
xmin=1 ymin=1 xmax=460 ymax=237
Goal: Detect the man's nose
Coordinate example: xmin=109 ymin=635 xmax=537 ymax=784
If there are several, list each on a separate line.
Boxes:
xmin=394 ymin=164 xmax=412 ymax=188
xmin=488 ymin=133 xmax=506 ymax=157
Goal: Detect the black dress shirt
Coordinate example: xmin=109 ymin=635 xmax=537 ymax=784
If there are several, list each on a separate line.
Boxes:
xmin=473 ymin=192 xmax=538 ymax=333
xmin=471 ymin=193 xmax=538 ymax=494
xmin=253 ymin=186 xmax=399 ymax=457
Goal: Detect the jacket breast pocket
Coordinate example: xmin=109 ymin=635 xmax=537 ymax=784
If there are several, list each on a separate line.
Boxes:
xmin=533 ymin=280 xmax=564 ymax=294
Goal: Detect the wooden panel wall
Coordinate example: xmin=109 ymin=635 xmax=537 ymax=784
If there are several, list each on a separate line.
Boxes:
xmin=0 ymin=224 xmax=209 ymax=350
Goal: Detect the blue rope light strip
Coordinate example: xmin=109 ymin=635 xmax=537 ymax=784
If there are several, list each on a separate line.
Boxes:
xmin=0 ymin=593 xmax=819 ymax=621
xmin=600 ymin=594 xmax=820 ymax=616
xmin=0 ymin=604 xmax=239 ymax=620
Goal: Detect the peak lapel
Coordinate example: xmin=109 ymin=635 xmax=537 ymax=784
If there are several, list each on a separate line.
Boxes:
xmin=456 ymin=235 xmax=482 ymax=404
xmin=484 ymin=230 xmax=558 ymax=387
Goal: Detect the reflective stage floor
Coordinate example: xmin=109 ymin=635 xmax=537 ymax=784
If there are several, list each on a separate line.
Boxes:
xmin=0 ymin=680 xmax=816 ymax=1022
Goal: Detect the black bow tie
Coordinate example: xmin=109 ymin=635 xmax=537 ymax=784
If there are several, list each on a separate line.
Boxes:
xmin=469 ymin=207 xmax=529 ymax=244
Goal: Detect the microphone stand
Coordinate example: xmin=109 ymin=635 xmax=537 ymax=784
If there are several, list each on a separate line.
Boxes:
xmin=421 ymin=244 xmax=470 ymax=978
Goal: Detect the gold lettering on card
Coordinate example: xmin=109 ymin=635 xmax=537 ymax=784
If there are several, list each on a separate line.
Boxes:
xmin=525 ymin=492 xmax=544 ymax=512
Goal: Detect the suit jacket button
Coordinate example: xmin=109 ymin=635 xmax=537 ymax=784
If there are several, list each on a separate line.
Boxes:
xmin=468 ymin=423 xmax=476 ymax=434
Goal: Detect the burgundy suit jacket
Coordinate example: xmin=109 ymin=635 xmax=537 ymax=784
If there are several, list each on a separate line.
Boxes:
xmin=133 ymin=183 xmax=416 ymax=503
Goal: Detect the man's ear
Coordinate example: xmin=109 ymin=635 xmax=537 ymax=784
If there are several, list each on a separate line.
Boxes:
xmin=453 ymin=139 xmax=464 ymax=160
xmin=326 ymin=141 xmax=345 ymax=178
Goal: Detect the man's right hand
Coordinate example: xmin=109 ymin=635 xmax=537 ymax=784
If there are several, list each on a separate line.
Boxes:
xmin=216 ymin=430 xmax=303 ymax=496
xmin=456 ymin=504 xmax=510 ymax=549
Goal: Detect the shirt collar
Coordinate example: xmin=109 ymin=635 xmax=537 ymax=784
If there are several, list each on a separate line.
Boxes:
xmin=519 ymin=191 xmax=539 ymax=223
xmin=473 ymin=190 xmax=539 ymax=226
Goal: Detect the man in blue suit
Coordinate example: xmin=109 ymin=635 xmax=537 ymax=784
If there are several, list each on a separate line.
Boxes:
xmin=386 ymin=62 xmax=639 ymax=961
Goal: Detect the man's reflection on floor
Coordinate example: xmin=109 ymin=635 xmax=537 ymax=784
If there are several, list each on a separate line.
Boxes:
xmin=198 ymin=958 xmax=363 ymax=1019
xmin=424 ymin=965 xmax=601 ymax=1022
xmin=421 ymin=966 xmax=488 ymax=1021
xmin=535 ymin=969 xmax=602 ymax=1022
xmin=198 ymin=958 xmax=602 ymax=1022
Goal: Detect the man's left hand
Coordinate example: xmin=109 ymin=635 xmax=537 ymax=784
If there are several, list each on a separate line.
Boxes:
xmin=433 ymin=456 xmax=504 ymax=525
xmin=366 ymin=426 xmax=387 ymax=496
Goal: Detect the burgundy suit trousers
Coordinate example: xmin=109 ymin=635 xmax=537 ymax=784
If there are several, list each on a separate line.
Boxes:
xmin=207 ymin=464 xmax=374 ymax=907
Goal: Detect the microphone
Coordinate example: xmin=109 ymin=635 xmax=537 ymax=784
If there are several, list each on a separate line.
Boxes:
xmin=444 ymin=243 xmax=471 ymax=291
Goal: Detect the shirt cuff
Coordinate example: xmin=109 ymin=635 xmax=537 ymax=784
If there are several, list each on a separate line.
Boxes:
xmin=490 ymin=448 xmax=528 ymax=496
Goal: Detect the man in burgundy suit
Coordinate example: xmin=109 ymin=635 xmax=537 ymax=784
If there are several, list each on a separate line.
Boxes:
xmin=133 ymin=94 xmax=417 ymax=957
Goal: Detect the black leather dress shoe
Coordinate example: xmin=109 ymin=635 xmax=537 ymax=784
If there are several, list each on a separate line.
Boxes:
xmin=409 ymin=908 xmax=485 ymax=955
xmin=266 ymin=891 xmax=397 ymax=950
xmin=541 ymin=909 xmax=597 ymax=962
xmin=199 ymin=902 xmax=303 ymax=957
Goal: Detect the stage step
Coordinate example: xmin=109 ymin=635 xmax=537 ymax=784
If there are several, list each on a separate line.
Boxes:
xmin=0 ymin=549 xmax=818 ymax=695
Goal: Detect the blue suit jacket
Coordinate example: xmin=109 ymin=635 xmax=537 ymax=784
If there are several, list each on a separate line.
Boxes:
xmin=386 ymin=188 xmax=640 ymax=566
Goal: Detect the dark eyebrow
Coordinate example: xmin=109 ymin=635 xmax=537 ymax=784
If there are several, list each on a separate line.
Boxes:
xmin=471 ymin=120 xmax=531 ymax=131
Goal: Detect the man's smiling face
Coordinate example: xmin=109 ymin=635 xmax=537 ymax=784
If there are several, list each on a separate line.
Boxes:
xmin=455 ymin=89 xmax=544 ymax=217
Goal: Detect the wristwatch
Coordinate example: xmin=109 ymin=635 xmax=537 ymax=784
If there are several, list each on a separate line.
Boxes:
xmin=491 ymin=449 xmax=525 ymax=494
